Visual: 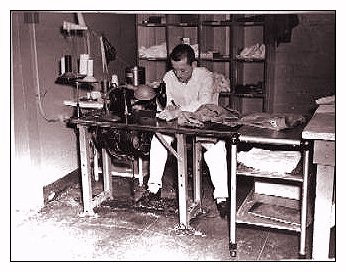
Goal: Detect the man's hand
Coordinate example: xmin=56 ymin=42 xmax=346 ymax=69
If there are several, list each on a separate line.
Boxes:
xmin=157 ymin=108 xmax=182 ymax=121
xmin=165 ymin=104 xmax=180 ymax=111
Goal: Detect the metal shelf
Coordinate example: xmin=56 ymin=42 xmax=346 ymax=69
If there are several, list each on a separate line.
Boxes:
xmin=138 ymin=23 xmax=199 ymax=27
xmin=139 ymin=57 xmax=167 ymax=61
xmin=201 ymin=21 xmax=233 ymax=27
xmin=136 ymin=14 xmax=270 ymax=113
xmin=237 ymin=163 xmax=304 ymax=182
xmin=200 ymin=56 xmax=232 ymax=62
xmin=137 ymin=23 xmax=167 ymax=27
xmin=234 ymin=58 xmax=265 ymax=63
xmin=236 ymin=190 xmax=302 ymax=232
xmin=219 ymin=92 xmax=265 ymax=98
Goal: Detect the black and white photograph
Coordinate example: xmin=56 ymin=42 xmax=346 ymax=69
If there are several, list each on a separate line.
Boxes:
xmin=8 ymin=4 xmax=337 ymax=265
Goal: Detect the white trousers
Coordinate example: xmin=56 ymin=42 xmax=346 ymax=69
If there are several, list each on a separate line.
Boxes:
xmin=148 ymin=134 xmax=228 ymax=199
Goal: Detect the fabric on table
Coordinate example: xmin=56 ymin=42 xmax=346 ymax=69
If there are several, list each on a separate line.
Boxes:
xmin=157 ymin=103 xmax=240 ymax=128
xmin=240 ymin=112 xmax=306 ymax=131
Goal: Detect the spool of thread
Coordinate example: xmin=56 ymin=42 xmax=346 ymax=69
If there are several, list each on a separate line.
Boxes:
xmin=181 ymin=37 xmax=190 ymax=45
xmin=101 ymin=79 xmax=109 ymax=93
xmin=79 ymin=54 xmax=89 ymax=75
xmin=64 ymin=55 xmax=72 ymax=73
xmin=133 ymin=66 xmax=139 ymax=86
xmin=111 ymin=74 xmax=119 ymax=87
xmin=60 ymin=56 xmax=65 ymax=75
xmin=125 ymin=66 xmax=145 ymax=85
xmin=125 ymin=67 xmax=133 ymax=84
xmin=87 ymin=59 xmax=94 ymax=77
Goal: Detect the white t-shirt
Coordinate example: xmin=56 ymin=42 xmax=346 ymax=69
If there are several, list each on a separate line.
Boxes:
xmin=163 ymin=67 xmax=214 ymax=112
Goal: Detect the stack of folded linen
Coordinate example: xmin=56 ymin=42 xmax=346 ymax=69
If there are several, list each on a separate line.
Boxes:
xmin=237 ymin=148 xmax=301 ymax=175
xmin=236 ymin=43 xmax=265 ymax=60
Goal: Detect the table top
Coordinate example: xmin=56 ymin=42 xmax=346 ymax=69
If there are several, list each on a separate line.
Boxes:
xmin=69 ymin=111 xmax=305 ymax=146
xmin=238 ymin=125 xmax=304 ymax=146
xmin=302 ymin=104 xmax=335 ymax=141
xmin=69 ymin=113 xmax=241 ymax=139
xmin=63 ymin=100 xmax=104 ymax=109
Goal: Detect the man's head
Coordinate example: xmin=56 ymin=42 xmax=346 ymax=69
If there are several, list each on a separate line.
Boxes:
xmin=169 ymin=44 xmax=197 ymax=83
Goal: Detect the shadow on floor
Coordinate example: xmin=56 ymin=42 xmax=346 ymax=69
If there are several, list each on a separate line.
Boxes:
xmin=11 ymin=159 xmax=334 ymax=261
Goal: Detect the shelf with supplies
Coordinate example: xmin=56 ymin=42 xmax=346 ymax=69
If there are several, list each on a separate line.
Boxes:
xmin=137 ymin=23 xmax=167 ymax=27
xmin=234 ymin=160 xmax=313 ymax=252
xmin=228 ymin=131 xmax=313 ymax=257
xmin=236 ymin=189 xmax=304 ymax=232
xmin=234 ymin=58 xmax=265 ymax=63
xmin=219 ymin=80 xmax=265 ymax=99
xmin=201 ymin=20 xmax=233 ymax=27
xmin=138 ymin=57 xmax=168 ymax=61
xmin=220 ymin=92 xmax=265 ymax=99
xmin=55 ymin=73 xmax=86 ymax=85
xmin=236 ymin=162 xmax=304 ymax=182
xmin=230 ymin=14 xmax=267 ymax=113
xmin=136 ymin=13 xmax=271 ymax=113
xmin=233 ymin=21 xmax=265 ymax=27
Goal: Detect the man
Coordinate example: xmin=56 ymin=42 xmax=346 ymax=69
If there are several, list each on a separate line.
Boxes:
xmin=146 ymin=44 xmax=229 ymax=217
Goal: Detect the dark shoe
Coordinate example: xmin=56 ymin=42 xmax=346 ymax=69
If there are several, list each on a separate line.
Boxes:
xmin=132 ymin=184 xmax=147 ymax=203
xmin=136 ymin=189 xmax=161 ymax=205
xmin=216 ymin=200 xmax=229 ymax=219
xmin=147 ymin=189 xmax=162 ymax=202
xmin=135 ymin=189 xmax=164 ymax=212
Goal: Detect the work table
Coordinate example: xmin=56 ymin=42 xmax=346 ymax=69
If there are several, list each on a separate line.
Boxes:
xmin=302 ymin=104 xmax=335 ymax=141
xmin=302 ymin=103 xmax=335 ymax=260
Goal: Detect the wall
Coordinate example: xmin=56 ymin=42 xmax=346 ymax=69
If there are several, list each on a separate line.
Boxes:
xmin=12 ymin=11 xmax=136 ymax=212
xmin=269 ymin=13 xmax=335 ymax=114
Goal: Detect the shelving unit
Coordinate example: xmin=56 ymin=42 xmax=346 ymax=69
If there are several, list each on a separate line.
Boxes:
xmin=136 ymin=13 xmax=271 ymax=114
xmin=230 ymin=136 xmax=313 ymax=257
xmin=228 ymin=15 xmax=267 ymax=113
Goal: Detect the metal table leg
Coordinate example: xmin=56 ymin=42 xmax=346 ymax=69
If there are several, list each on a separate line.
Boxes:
xmin=299 ymin=141 xmax=310 ymax=258
xmin=102 ymin=148 xmax=113 ymax=198
xmin=176 ymin=133 xmax=188 ymax=228
xmin=229 ymin=134 xmax=239 ymax=257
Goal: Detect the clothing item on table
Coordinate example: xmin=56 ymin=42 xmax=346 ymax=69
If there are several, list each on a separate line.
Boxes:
xmin=157 ymin=103 xmax=240 ymax=128
xmin=239 ymin=112 xmax=306 ymax=131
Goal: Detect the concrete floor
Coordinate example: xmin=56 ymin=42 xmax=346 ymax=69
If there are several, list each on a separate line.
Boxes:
xmin=11 ymin=158 xmax=335 ymax=262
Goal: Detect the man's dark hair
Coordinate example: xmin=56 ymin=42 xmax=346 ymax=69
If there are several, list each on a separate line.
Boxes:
xmin=169 ymin=44 xmax=196 ymax=65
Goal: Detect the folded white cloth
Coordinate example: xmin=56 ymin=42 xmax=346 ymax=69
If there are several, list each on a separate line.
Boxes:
xmin=138 ymin=43 xmax=167 ymax=58
xmin=237 ymin=148 xmax=301 ymax=174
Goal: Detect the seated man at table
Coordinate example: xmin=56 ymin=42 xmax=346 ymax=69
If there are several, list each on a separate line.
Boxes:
xmin=145 ymin=44 xmax=229 ymax=218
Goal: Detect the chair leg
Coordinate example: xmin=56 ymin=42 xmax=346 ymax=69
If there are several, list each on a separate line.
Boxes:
xmin=138 ymin=157 xmax=144 ymax=187
xmin=193 ymin=140 xmax=202 ymax=203
xmin=102 ymin=148 xmax=112 ymax=197
xmin=92 ymin=140 xmax=99 ymax=182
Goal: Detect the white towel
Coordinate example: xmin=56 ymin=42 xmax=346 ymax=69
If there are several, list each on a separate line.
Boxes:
xmin=237 ymin=148 xmax=301 ymax=174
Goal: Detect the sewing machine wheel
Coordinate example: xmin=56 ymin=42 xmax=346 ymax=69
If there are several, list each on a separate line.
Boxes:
xmin=96 ymin=127 xmax=154 ymax=161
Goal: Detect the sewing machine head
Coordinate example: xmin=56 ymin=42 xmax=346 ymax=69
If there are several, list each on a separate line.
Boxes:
xmin=108 ymin=83 xmax=166 ymax=119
